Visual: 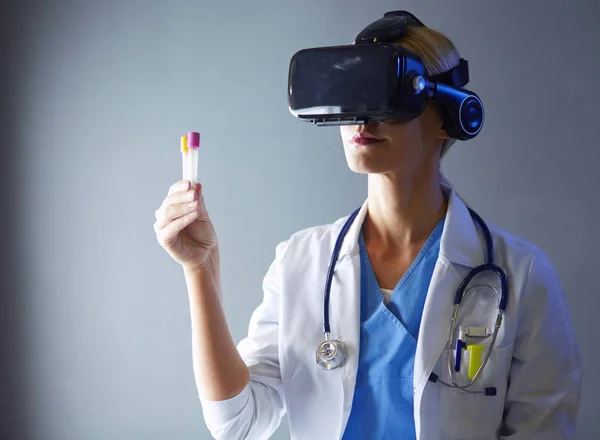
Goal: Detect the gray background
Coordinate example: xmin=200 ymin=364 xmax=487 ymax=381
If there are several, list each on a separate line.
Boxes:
xmin=1 ymin=0 xmax=598 ymax=439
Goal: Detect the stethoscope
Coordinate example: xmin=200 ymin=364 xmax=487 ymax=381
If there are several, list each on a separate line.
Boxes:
xmin=315 ymin=206 xmax=508 ymax=397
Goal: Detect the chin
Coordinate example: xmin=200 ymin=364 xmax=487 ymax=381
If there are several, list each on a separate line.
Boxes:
xmin=343 ymin=144 xmax=399 ymax=174
xmin=346 ymin=158 xmax=399 ymax=175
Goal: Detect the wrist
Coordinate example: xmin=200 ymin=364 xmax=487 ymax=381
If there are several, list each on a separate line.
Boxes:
xmin=183 ymin=246 xmax=219 ymax=275
xmin=183 ymin=248 xmax=221 ymax=296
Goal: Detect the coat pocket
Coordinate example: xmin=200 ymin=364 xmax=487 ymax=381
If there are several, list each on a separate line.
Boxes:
xmin=438 ymin=344 xmax=512 ymax=439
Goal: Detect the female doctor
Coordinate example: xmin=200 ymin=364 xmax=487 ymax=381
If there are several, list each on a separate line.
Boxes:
xmin=154 ymin=13 xmax=583 ymax=440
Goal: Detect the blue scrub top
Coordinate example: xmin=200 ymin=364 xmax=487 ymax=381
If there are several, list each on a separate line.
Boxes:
xmin=342 ymin=218 xmax=445 ymax=440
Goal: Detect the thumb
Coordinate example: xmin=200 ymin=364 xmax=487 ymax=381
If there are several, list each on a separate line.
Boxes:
xmin=196 ymin=183 xmax=210 ymax=221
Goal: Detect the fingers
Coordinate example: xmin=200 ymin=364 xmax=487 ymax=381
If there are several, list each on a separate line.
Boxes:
xmin=154 ymin=199 xmax=196 ymax=231
xmin=156 ymin=209 xmax=199 ymax=247
xmin=154 ymin=182 xmax=203 ymax=231
xmin=163 ymin=185 xmax=198 ymax=208
xmin=168 ymin=180 xmax=190 ymax=196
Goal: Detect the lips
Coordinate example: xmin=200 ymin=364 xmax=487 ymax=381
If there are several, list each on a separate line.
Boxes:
xmin=350 ymin=131 xmax=384 ymax=146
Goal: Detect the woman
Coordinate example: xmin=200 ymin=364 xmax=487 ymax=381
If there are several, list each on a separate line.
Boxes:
xmin=154 ymin=11 xmax=582 ymax=440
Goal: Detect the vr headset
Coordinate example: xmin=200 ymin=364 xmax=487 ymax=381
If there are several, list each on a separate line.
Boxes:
xmin=287 ymin=11 xmax=484 ymax=140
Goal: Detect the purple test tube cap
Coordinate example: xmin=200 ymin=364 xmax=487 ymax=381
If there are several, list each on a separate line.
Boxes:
xmin=187 ymin=132 xmax=200 ymax=148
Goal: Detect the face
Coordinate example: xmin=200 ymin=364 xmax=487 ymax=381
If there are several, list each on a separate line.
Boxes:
xmin=339 ymin=104 xmax=449 ymax=176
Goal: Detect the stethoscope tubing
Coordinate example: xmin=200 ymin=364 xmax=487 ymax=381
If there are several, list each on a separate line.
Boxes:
xmin=318 ymin=204 xmax=509 ymax=396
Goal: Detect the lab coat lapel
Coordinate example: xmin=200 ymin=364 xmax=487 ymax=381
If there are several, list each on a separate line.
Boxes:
xmin=329 ymin=201 xmax=369 ymax=437
xmin=413 ymin=256 xmax=462 ymax=413
xmin=413 ymin=184 xmax=486 ymax=425
xmin=331 ymin=250 xmax=361 ymax=436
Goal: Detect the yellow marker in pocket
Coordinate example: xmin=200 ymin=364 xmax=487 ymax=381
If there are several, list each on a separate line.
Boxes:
xmin=467 ymin=344 xmax=485 ymax=379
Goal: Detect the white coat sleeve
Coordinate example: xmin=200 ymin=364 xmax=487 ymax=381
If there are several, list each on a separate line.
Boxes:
xmin=500 ymin=248 xmax=583 ymax=439
xmin=199 ymin=240 xmax=289 ymax=439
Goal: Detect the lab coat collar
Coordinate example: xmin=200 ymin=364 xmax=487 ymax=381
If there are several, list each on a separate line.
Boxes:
xmin=337 ymin=179 xmax=484 ymax=269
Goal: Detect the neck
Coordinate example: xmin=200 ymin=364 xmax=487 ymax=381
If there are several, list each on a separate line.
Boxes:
xmin=364 ymin=168 xmax=448 ymax=250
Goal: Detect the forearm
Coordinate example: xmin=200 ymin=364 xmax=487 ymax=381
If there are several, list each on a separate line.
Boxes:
xmin=184 ymin=249 xmax=249 ymax=402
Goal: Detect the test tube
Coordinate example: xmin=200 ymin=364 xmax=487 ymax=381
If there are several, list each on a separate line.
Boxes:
xmin=187 ymin=131 xmax=200 ymax=186
xmin=181 ymin=135 xmax=189 ymax=182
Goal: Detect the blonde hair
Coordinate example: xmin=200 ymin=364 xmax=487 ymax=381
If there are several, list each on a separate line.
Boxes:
xmin=393 ymin=26 xmax=461 ymax=158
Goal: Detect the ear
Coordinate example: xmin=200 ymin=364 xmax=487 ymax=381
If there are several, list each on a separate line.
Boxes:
xmin=436 ymin=124 xmax=450 ymax=141
xmin=432 ymin=105 xmax=450 ymax=141
xmin=424 ymin=102 xmax=450 ymax=141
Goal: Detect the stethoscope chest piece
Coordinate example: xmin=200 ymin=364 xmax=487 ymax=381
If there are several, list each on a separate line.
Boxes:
xmin=316 ymin=337 xmax=348 ymax=370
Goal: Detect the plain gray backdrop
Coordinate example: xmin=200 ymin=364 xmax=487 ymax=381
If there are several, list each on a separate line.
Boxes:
xmin=1 ymin=0 xmax=598 ymax=439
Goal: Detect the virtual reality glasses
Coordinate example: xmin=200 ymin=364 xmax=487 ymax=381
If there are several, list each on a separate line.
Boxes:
xmin=287 ymin=11 xmax=484 ymax=140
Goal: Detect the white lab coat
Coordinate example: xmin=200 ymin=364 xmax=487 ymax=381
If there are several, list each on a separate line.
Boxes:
xmin=199 ymin=183 xmax=582 ymax=440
